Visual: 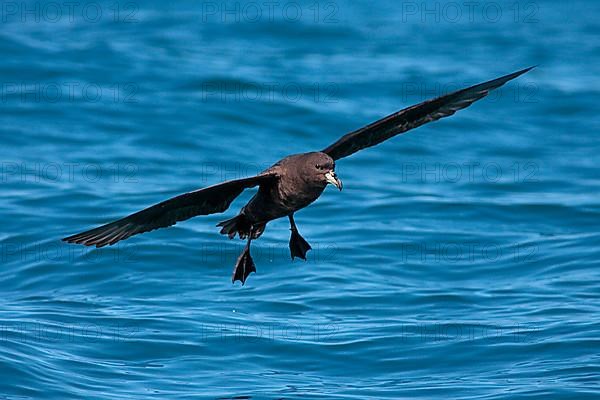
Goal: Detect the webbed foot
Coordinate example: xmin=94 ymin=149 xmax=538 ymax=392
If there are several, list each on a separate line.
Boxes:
xmin=289 ymin=228 xmax=312 ymax=260
xmin=232 ymin=246 xmax=256 ymax=285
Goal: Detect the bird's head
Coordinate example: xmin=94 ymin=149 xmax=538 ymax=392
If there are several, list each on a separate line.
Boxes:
xmin=301 ymin=152 xmax=342 ymax=191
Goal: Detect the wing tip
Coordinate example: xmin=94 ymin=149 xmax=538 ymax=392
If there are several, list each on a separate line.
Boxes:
xmin=62 ymin=225 xmax=121 ymax=248
xmin=511 ymin=65 xmax=536 ymax=78
xmin=62 ymin=235 xmax=115 ymax=248
xmin=62 ymin=234 xmax=97 ymax=247
xmin=62 ymin=235 xmax=81 ymax=244
xmin=459 ymin=65 xmax=536 ymax=100
xmin=495 ymin=65 xmax=536 ymax=86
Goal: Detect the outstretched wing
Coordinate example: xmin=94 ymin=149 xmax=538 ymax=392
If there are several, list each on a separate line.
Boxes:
xmin=62 ymin=173 xmax=278 ymax=248
xmin=322 ymin=67 xmax=534 ymax=160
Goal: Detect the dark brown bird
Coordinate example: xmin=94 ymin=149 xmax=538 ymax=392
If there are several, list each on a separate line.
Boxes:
xmin=63 ymin=67 xmax=534 ymax=284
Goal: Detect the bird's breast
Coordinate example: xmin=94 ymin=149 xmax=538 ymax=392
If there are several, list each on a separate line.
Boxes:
xmin=277 ymin=174 xmax=326 ymax=208
xmin=243 ymin=175 xmax=325 ymax=223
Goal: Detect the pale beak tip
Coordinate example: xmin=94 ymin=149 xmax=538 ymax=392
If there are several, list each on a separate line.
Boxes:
xmin=325 ymin=170 xmax=343 ymax=191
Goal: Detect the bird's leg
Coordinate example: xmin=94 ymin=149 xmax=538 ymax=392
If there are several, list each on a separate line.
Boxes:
xmin=232 ymin=226 xmax=256 ymax=285
xmin=288 ymin=214 xmax=312 ymax=261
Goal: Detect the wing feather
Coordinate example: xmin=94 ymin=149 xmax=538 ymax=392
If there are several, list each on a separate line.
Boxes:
xmin=323 ymin=67 xmax=534 ymax=160
xmin=63 ymin=173 xmax=278 ymax=247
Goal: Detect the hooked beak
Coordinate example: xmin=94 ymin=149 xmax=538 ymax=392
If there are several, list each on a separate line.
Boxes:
xmin=325 ymin=170 xmax=343 ymax=191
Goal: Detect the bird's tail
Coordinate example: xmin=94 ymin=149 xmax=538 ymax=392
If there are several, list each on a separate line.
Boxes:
xmin=217 ymin=215 xmax=247 ymax=239
xmin=217 ymin=214 xmax=265 ymax=239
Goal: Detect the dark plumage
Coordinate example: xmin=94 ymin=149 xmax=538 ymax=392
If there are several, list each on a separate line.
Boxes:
xmin=63 ymin=67 xmax=534 ymax=284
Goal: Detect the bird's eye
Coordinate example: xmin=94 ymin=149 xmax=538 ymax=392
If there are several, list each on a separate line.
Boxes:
xmin=315 ymin=164 xmax=322 ymax=170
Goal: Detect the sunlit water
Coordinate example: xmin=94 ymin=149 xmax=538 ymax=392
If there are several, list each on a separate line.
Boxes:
xmin=1 ymin=0 xmax=599 ymax=398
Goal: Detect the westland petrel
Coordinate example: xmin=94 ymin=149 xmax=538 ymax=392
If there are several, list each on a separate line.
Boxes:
xmin=63 ymin=67 xmax=534 ymax=284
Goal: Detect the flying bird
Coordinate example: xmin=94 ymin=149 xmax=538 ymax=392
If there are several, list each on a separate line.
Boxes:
xmin=63 ymin=67 xmax=534 ymax=284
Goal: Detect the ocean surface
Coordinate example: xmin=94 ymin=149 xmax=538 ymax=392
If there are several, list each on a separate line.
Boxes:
xmin=1 ymin=0 xmax=599 ymax=398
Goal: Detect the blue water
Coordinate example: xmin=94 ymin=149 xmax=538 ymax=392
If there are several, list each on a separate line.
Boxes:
xmin=1 ymin=0 xmax=599 ymax=398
